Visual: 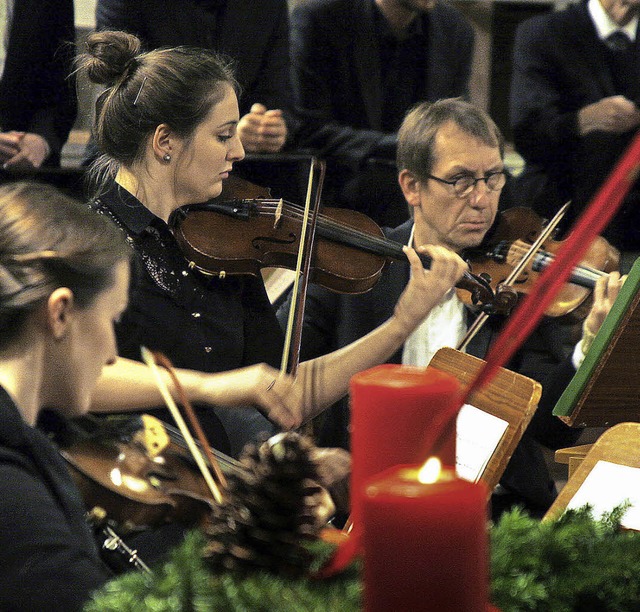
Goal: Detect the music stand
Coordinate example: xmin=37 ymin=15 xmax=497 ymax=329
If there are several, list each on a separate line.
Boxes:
xmin=545 ymin=422 xmax=640 ymax=521
xmin=553 ymin=258 xmax=640 ymax=427
xmin=430 ymin=347 xmax=541 ymax=493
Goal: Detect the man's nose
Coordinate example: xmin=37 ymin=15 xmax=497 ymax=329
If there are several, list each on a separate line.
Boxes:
xmin=468 ymin=180 xmax=492 ymax=207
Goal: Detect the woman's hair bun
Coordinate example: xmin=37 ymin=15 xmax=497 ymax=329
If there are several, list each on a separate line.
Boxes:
xmin=82 ymin=30 xmax=142 ymax=87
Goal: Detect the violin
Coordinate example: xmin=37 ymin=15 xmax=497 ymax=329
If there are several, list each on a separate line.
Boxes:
xmin=169 ymin=175 xmax=497 ymax=311
xmin=62 ymin=413 xmax=339 ymax=543
xmin=61 ymin=413 xmax=244 ymax=533
xmin=461 ymin=207 xmax=620 ymax=318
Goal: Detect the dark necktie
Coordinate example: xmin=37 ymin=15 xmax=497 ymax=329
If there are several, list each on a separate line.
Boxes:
xmin=606 ymin=30 xmax=633 ymax=52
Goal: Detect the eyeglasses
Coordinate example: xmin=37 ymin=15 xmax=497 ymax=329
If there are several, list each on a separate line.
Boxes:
xmin=426 ymin=171 xmax=507 ymax=198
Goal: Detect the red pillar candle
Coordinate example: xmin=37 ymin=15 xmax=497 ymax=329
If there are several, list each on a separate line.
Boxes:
xmin=350 ymin=364 xmax=462 ymax=528
xmin=362 ymin=462 xmax=488 ymax=612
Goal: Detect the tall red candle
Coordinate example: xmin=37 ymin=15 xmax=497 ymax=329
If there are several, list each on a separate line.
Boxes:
xmin=350 ymin=364 xmax=461 ymax=529
xmin=362 ymin=463 xmax=488 ymax=612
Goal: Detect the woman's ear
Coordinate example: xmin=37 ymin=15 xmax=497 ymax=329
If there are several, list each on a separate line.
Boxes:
xmin=46 ymin=288 xmax=74 ymax=340
xmin=152 ymin=123 xmax=174 ymax=162
xmin=398 ymin=169 xmax=422 ymax=211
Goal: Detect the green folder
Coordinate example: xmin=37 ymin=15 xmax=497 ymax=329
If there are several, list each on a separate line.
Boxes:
xmin=553 ymin=257 xmax=640 ymax=424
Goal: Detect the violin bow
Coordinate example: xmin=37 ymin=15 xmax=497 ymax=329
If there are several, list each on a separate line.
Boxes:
xmin=280 ymin=157 xmax=326 ymax=379
xmin=457 ymin=201 xmax=570 ymax=352
xmin=140 ymin=346 xmax=226 ymax=503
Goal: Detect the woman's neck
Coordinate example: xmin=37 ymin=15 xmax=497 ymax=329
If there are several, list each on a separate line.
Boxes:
xmin=116 ymin=166 xmax=177 ymax=224
xmin=0 ymin=340 xmax=44 ymax=426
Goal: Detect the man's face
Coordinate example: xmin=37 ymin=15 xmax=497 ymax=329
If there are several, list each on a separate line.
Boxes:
xmin=601 ymin=0 xmax=640 ymax=26
xmin=401 ymin=121 xmax=503 ymax=253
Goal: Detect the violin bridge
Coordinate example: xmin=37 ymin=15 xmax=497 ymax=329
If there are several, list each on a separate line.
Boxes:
xmin=273 ymin=198 xmax=283 ymax=229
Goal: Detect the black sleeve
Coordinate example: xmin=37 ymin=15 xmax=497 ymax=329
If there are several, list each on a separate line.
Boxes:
xmin=510 ymin=16 xmax=581 ymax=167
xmin=0 ymin=463 xmax=110 ymax=612
xmin=289 ymin=2 xmax=389 ymax=164
xmin=513 ymin=318 xmax=584 ymax=450
xmin=277 ymin=281 xmax=342 ymax=362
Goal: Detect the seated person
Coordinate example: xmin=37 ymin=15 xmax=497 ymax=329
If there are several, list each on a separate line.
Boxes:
xmin=279 ymin=98 xmax=623 ymax=520
xmin=510 ymin=0 xmax=640 ymax=265
xmin=94 ymin=0 xmax=295 ymax=154
xmin=0 ymin=181 xmax=131 ymax=610
xmin=289 ymin=0 xmax=474 ymax=226
xmin=74 ymin=32 xmax=470 ymax=466
xmin=0 ymin=0 xmax=77 ymax=171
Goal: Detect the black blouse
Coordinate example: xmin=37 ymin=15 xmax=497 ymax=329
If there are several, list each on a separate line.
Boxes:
xmin=91 ymin=181 xmax=283 ymax=455
xmin=92 ymin=181 xmax=285 ymax=373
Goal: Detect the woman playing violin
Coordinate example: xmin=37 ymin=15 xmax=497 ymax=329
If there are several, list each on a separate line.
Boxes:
xmin=0 ymin=182 xmax=131 ymax=610
xmin=75 ymin=31 xmax=468 ymax=457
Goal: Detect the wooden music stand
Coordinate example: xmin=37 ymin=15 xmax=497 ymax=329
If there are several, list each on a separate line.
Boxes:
xmin=545 ymin=422 xmax=640 ymax=521
xmin=430 ymin=347 xmax=541 ymax=494
xmin=553 ymin=258 xmax=640 ymax=427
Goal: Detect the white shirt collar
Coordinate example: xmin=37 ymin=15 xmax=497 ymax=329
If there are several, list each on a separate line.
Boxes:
xmin=588 ymin=0 xmax=638 ymax=41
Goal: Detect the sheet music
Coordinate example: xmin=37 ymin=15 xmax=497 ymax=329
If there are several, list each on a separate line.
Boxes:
xmin=566 ymin=460 xmax=640 ymax=530
xmin=456 ymin=403 xmax=509 ymax=483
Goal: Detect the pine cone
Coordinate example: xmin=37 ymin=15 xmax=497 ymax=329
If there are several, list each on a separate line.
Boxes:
xmin=202 ymin=432 xmax=322 ymax=577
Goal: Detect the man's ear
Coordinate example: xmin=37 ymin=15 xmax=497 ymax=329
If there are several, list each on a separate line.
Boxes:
xmin=46 ymin=288 xmax=74 ymax=340
xmin=398 ymin=169 xmax=422 ymax=211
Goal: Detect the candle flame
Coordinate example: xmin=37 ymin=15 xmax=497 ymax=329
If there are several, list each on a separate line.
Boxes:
xmin=417 ymin=457 xmax=441 ymax=484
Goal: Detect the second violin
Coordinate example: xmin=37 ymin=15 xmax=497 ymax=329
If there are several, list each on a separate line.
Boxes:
xmin=462 ymin=207 xmax=620 ymax=318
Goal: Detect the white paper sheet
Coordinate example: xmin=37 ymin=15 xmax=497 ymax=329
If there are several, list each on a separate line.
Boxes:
xmin=566 ymin=460 xmax=640 ymax=530
xmin=456 ymin=403 xmax=509 ymax=483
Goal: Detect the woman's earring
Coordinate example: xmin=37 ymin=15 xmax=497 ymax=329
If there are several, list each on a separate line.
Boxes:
xmin=163 ymin=153 xmax=171 ymax=162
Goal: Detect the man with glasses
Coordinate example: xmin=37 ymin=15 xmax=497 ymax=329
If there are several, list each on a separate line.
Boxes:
xmin=279 ymin=98 xmax=622 ymax=520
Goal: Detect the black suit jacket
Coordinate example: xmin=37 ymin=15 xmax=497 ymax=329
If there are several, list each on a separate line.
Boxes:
xmin=289 ymin=0 xmax=474 ymax=166
xmin=0 ymin=0 xmax=77 ymax=166
xmin=510 ymin=0 xmax=640 ymax=249
xmin=279 ymin=220 xmax=582 ymax=514
xmin=96 ymin=0 xmax=298 ymax=140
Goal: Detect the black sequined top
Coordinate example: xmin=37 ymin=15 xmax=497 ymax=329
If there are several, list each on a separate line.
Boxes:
xmin=91 ymin=181 xmax=285 ymax=374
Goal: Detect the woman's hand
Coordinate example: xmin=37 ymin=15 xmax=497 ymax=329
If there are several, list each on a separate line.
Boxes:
xmin=196 ymin=363 xmax=305 ymax=430
xmin=393 ymin=244 xmax=468 ymax=334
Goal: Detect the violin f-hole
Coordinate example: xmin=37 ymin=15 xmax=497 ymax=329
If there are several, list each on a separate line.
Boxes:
xmin=252 ymin=234 xmax=297 ymax=252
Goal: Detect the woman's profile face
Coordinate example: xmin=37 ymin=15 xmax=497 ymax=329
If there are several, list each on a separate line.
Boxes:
xmin=49 ymin=260 xmax=130 ymax=418
xmin=172 ymin=84 xmax=245 ymax=207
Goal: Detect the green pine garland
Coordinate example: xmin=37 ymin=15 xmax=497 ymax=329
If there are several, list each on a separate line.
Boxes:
xmin=85 ymin=506 xmax=640 ymax=611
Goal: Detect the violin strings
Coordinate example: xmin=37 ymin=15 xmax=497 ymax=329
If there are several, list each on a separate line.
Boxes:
xmin=248 ymin=200 xmax=486 ymax=289
xmin=508 ymin=241 xmax=606 ymax=283
xmin=251 ymin=199 xmax=404 ymax=255
xmin=161 ymin=421 xmax=246 ymax=477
